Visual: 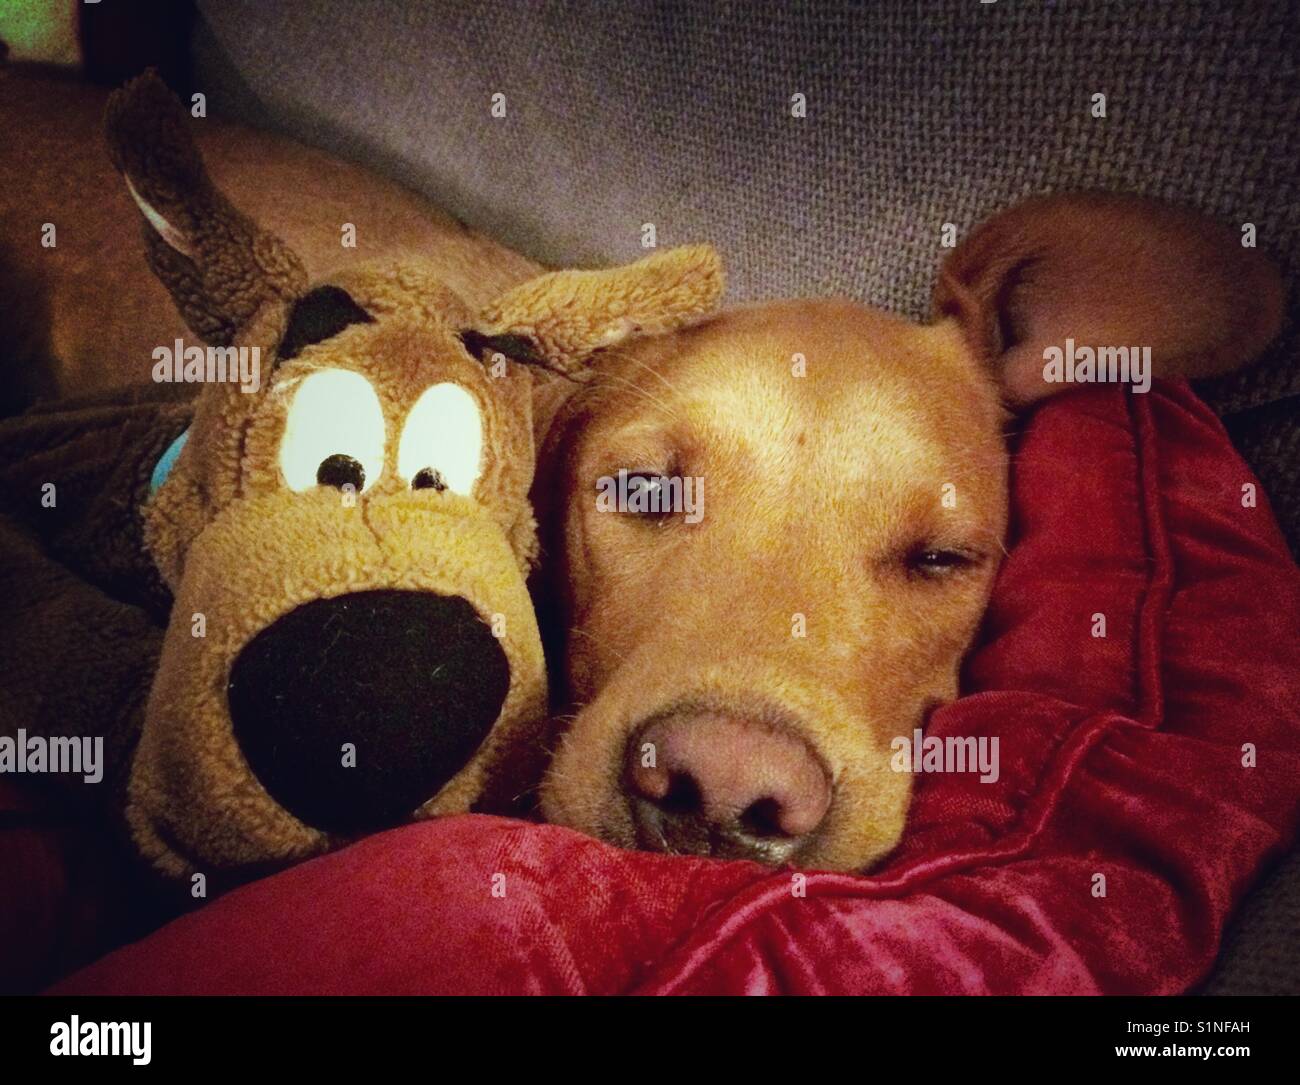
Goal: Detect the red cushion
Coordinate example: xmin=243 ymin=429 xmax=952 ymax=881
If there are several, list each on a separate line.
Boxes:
xmin=54 ymin=381 xmax=1300 ymax=994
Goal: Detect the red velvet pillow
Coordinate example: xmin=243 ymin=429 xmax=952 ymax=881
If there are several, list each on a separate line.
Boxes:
xmin=54 ymin=381 xmax=1300 ymax=995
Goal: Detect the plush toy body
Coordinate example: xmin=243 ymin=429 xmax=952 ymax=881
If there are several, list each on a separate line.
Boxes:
xmin=0 ymin=72 xmax=722 ymax=881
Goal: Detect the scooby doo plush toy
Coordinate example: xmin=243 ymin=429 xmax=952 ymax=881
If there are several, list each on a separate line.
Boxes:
xmin=0 ymin=71 xmax=721 ymax=879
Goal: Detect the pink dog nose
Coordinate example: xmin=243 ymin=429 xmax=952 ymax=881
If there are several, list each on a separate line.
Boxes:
xmin=626 ymin=712 xmax=831 ymax=862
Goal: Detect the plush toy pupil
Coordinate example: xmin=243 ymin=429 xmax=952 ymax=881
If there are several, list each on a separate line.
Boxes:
xmin=317 ymin=453 xmax=365 ymax=491
xmin=412 ymin=467 xmax=447 ymax=492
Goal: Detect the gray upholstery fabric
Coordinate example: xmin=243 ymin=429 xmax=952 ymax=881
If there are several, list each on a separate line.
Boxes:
xmin=189 ymin=0 xmax=1299 ymax=993
xmin=1201 ymin=847 xmax=1300 ymax=995
xmin=192 ymin=1 xmax=1297 ymax=395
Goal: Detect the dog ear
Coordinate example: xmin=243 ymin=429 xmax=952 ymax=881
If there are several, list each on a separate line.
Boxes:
xmin=933 ymin=192 xmax=1285 ymax=407
xmin=464 ymin=245 xmax=724 ymax=378
xmin=104 ymin=69 xmax=307 ymax=346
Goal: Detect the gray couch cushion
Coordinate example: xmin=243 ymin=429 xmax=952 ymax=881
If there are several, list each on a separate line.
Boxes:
xmin=190 ymin=0 xmax=1299 ymax=993
xmin=192 ymin=0 xmax=1296 ymax=405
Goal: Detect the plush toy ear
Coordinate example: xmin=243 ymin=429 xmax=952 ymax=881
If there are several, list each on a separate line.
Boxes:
xmin=464 ymin=245 xmax=724 ymax=377
xmin=933 ymin=192 xmax=1285 ymax=407
xmin=104 ymin=69 xmax=307 ymax=345
xmin=106 ymin=71 xmax=310 ymax=586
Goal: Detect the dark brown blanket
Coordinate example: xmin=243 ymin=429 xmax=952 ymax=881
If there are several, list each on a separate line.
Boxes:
xmin=0 ymin=384 xmax=193 ymax=814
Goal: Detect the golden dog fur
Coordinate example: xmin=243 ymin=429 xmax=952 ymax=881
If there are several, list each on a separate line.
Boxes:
xmin=0 ymin=69 xmax=541 ymax=407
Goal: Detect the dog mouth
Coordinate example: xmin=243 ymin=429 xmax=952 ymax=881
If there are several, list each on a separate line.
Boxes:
xmin=226 ymin=589 xmax=510 ymax=834
xmin=626 ymin=783 xmax=817 ymax=864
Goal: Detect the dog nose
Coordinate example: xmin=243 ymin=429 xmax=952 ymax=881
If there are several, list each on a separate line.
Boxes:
xmin=625 ymin=712 xmax=831 ymax=863
xmin=227 ymin=589 xmax=510 ymax=835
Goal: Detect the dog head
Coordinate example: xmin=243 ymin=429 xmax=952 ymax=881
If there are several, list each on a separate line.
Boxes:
xmin=106 ymin=71 xmax=724 ymax=876
xmin=533 ymin=192 xmax=1284 ymax=872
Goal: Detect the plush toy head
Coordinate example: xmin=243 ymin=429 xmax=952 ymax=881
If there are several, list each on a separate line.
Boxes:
xmin=105 ymin=72 xmax=723 ymax=877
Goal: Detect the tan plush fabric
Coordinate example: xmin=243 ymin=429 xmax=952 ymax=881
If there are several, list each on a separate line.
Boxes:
xmin=94 ymin=71 xmax=554 ymax=875
xmin=477 ymin=246 xmax=724 ymax=376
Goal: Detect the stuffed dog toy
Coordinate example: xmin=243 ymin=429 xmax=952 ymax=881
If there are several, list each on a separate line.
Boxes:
xmin=0 ymin=71 xmax=722 ymax=880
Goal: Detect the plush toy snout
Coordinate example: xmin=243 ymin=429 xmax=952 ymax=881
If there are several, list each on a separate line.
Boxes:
xmin=228 ymin=589 xmax=510 ymax=835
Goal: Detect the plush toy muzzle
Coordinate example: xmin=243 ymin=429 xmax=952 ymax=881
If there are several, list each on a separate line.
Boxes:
xmin=227 ymin=589 xmax=510 ymax=835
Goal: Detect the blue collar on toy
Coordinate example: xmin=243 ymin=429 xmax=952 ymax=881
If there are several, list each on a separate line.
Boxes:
xmin=150 ymin=427 xmax=190 ymax=494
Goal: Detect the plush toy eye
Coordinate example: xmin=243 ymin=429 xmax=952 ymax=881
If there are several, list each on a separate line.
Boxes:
xmin=280 ymin=369 xmax=386 ymax=493
xmin=398 ymin=383 xmax=483 ymax=496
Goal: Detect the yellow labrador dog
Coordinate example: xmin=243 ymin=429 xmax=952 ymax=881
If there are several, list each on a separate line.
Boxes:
xmin=529 ymin=194 xmax=1283 ymax=872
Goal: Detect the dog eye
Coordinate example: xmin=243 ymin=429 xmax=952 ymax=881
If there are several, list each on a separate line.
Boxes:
xmin=613 ymin=471 xmax=673 ymax=521
xmin=627 ymin=473 xmax=669 ymax=513
xmin=398 ymin=383 xmax=483 ymax=496
xmin=904 ymin=546 xmax=979 ymax=579
xmin=280 ymin=369 xmax=385 ymax=493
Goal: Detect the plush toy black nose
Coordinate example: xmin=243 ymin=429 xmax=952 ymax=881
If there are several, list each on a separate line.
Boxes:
xmin=227 ymin=590 xmax=510 ymax=834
